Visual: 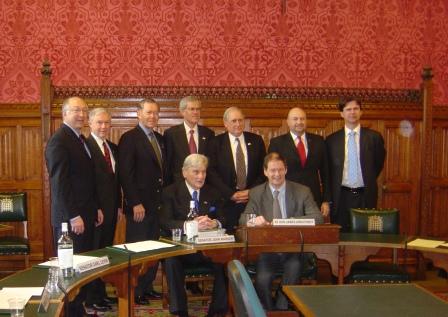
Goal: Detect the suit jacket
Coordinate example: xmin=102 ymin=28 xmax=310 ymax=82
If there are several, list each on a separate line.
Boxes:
xmin=164 ymin=123 xmax=214 ymax=184
xmin=206 ymin=131 xmax=266 ymax=199
xmin=325 ymin=127 xmax=386 ymax=216
xmin=268 ymin=132 xmax=330 ymax=205
xmin=160 ymin=181 xmax=226 ymax=232
xmin=241 ymin=180 xmax=323 ymax=224
xmin=86 ymin=135 xmax=122 ymax=246
xmin=45 ymin=124 xmax=97 ymax=227
xmin=118 ymin=125 xmax=166 ymax=214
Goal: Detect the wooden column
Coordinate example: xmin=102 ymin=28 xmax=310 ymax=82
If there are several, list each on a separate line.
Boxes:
xmin=419 ymin=67 xmax=433 ymax=236
xmin=40 ymin=61 xmax=54 ymax=258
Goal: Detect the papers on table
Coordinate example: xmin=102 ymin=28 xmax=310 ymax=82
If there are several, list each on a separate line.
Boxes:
xmin=113 ymin=240 xmax=175 ymax=253
xmin=0 ymin=287 xmax=44 ymax=310
xmin=407 ymin=238 xmax=446 ymax=248
xmin=38 ymin=255 xmax=99 ymax=268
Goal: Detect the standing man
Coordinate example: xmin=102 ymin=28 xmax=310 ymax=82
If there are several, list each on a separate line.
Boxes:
xmin=268 ymin=107 xmax=330 ymax=216
xmin=207 ymin=106 xmax=266 ymax=232
xmin=85 ymin=108 xmax=122 ymax=310
xmin=164 ymin=96 xmax=215 ymax=184
xmin=118 ymin=99 xmax=165 ymax=304
xmin=45 ymin=96 xmax=103 ymax=315
xmin=326 ymin=98 xmax=386 ymax=231
xmin=240 ymin=153 xmax=323 ymax=310
xmin=160 ymin=154 xmax=227 ymax=317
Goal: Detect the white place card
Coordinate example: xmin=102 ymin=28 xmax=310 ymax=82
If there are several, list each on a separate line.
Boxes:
xmin=272 ymin=218 xmax=316 ymax=226
xmin=76 ymin=256 xmax=110 ymax=273
xmin=195 ymin=235 xmax=235 ymax=244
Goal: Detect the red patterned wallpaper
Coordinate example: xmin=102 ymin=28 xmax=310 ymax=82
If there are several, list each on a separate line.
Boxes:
xmin=0 ymin=0 xmax=447 ymax=104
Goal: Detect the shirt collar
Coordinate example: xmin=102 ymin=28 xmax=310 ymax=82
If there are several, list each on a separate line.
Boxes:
xmin=63 ymin=122 xmax=81 ymax=137
xmin=269 ymin=182 xmax=286 ymax=195
xmin=183 ymin=122 xmax=198 ymax=133
xmin=185 ymin=180 xmax=200 ymax=197
xmin=345 ymin=125 xmax=361 ymax=136
xmin=138 ymin=122 xmax=153 ymax=136
xmin=228 ymin=132 xmax=245 ymax=144
xmin=290 ymin=131 xmax=306 ymax=142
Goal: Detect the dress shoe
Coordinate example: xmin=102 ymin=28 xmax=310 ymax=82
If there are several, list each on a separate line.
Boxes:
xmin=206 ymin=309 xmax=227 ymax=317
xmin=144 ymin=289 xmax=162 ymax=299
xmin=134 ymin=295 xmax=150 ymax=305
xmin=102 ymin=296 xmax=118 ymax=305
xmin=84 ymin=302 xmax=110 ymax=312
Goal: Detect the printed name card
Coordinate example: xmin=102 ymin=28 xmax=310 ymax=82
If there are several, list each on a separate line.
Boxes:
xmin=272 ymin=218 xmax=316 ymax=226
xmin=195 ymin=235 xmax=236 ymax=244
xmin=76 ymin=256 xmax=110 ymax=273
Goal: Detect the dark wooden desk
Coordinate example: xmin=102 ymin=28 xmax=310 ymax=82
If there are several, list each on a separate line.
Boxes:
xmin=283 ymin=284 xmax=448 ymax=317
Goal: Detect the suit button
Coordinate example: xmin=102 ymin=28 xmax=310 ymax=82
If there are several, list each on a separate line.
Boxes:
xmin=156 ymin=189 xmax=160 ymax=193
xmin=158 ymin=178 xmax=162 ymax=182
xmin=157 ymin=206 xmax=161 ymax=210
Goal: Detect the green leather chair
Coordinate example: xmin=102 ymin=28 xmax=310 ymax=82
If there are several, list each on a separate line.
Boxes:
xmin=347 ymin=208 xmax=410 ymax=283
xmin=0 ymin=192 xmax=29 ymax=274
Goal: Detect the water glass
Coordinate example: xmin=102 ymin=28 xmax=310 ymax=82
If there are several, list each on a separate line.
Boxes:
xmin=246 ymin=213 xmax=257 ymax=227
xmin=171 ymin=228 xmax=182 ymax=241
xmin=8 ymin=297 xmax=26 ymax=317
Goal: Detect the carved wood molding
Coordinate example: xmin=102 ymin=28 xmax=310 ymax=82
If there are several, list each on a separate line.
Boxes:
xmin=53 ymin=86 xmax=421 ymax=103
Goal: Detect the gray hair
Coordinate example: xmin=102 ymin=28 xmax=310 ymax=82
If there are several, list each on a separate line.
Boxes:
xmin=182 ymin=154 xmax=208 ymax=171
xmin=179 ymin=96 xmax=201 ymax=111
xmin=223 ymin=106 xmax=244 ymax=122
xmin=138 ymin=98 xmax=159 ymax=111
xmin=89 ymin=107 xmax=110 ymax=122
xmin=62 ymin=96 xmax=86 ymax=115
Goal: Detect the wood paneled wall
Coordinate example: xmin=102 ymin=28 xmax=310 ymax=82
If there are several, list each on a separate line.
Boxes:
xmin=3 ymin=64 xmax=448 ymax=263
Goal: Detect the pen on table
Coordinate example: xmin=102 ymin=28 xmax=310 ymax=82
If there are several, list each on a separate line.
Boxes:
xmin=123 ymin=244 xmax=128 ymax=251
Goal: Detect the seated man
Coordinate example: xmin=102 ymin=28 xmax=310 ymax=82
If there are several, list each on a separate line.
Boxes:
xmin=160 ymin=154 xmax=227 ymax=317
xmin=240 ymin=152 xmax=323 ymax=310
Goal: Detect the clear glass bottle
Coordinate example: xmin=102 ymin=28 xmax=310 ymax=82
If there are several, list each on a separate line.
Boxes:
xmin=57 ymin=222 xmax=74 ymax=278
xmin=185 ymin=200 xmax=199 ymax=242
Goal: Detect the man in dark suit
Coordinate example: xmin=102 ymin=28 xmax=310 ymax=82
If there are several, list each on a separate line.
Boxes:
xmin=164 ymin=96 xmax=215 ymax=184
xmin=326 ymin=98 xmax=386 ymax=232
xmin=85 ymin=107 xmax=122 ymax=310
xmin=268 ymin=107 xmax=330 ymax=217
xmin=160 ymin=154 xmax=227 ymax=317
xmin=206 ymin=106 xmax=266 ymax=232
xmin=240 ymin=153 xmax=323 ymax=310
xmin=45 ymin=96 xmax=103 ymax=315
xmin=118 ymin=98 xmax=165 ymax=304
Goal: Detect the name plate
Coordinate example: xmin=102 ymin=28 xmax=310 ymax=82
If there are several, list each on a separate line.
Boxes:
xmin=195 ymin=235 xmax=235 ymax=244
xmin=76 ymin=256 xmax=110 ymax=273
xmin=272 ymin=218 xmax=316 ymax=226
xmin=38 ymin=288 xmax=50 ymax=313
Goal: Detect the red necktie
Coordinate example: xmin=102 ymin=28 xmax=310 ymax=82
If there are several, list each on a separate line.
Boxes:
xmin=296 ymin=137 xmax=306 ymax=168
xmin=188 ymin=129 xmax=197 ymax=154
xmin=103 ymin=141 xmax=113 ymax=173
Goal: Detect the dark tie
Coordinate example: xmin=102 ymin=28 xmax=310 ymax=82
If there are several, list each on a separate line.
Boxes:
xmin=103 ymin=141 xmax=113 ymax=173
xmin=148 ymin=131 xmax=162 ymax=168
xmin=188 ymin=129 xmax=197 ymax=154
xmin=296 ymin=136 xmax=306 ymax=168
xmin=235 ymin=138 xmax=247 ymax=190
xmin=79 ymin=134 xmax=91 ymax=158
xmin=192 ymin=190 xmax=199 ymax=210
xmin=273 ymin=190 xmax=282 ymax=219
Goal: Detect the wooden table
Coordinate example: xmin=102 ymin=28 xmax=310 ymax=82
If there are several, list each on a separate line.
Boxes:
xmin=283 ymin=284 xmax=448 ymax=317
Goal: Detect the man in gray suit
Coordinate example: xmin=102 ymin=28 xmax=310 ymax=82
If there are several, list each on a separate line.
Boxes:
xmin=240 ymin=152 xmax=323 ymax=310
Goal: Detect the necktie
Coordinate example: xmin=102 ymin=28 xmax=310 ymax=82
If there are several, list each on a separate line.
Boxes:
xmin=235 ymin=138 xmax=247 ymax=190
xmin=192 ymin=190 xmax=199 ymax=210
xmin=79 ymin=134 xmax=91 ymax=158
xmin=148 ymin=131 xmax=162 ymax=168
xmin=296 ymin=136 xmax=306 ymax=168
xmin=188 ymin=129 xmax=197 ymax=154
xmin=273 ymin=190 xmax=282 ymax=219
xmin=103 ymin=141 xmax=113 ymax=173
xmin=347 ymin=131 xmax=359 ymax=186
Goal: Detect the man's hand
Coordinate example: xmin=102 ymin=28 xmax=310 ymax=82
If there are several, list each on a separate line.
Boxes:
xmin=95 ymin=209 xmax=104 ymax=227
xmin=196 ymin=215 xmax=218 ymax=230
xmin=231 ymin=190 xmax=249 ymax=203
xmin=253 ymin=215 xmax=270 ymax=226
xmin=133 ymin=204 xmax=145 ymax=222
xmin=70 ymin=217 xmax=85 ymax=235
xmin=321 ymin=202 xmax=330 ymax=217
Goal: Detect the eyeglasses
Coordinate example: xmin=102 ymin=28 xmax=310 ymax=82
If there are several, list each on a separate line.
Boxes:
xmin=68 ymin=108 xmax=88 ymax=114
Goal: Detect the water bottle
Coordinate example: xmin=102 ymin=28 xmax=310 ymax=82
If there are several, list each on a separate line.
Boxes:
xmin=184 ymin=200 xmax=199 ymax=242
xmin=57 ymin=222 xmax=74 ymax=278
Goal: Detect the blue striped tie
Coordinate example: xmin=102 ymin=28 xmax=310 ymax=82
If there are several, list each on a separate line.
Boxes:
xmin=347 ymin=131 xmax=359 ymax=186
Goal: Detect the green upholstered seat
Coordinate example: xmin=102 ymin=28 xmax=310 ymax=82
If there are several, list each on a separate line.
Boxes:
xmin=0 ymin=192 xmax=30 ymax=274
xmin=348 ymin=208 xmax=410 ymax=284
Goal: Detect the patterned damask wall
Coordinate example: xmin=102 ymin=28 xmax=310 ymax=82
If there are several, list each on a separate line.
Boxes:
xmin=0 ymin=0 xmax=447 ymax=104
